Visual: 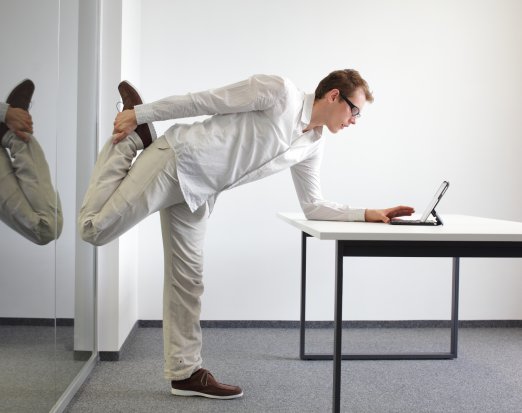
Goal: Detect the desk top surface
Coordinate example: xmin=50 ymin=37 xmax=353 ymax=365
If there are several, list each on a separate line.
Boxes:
xmin=277 ymin=213 xmax=522 ymax=242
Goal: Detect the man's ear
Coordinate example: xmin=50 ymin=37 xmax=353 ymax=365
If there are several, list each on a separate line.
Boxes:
xmin=326 ymin=88 xmax=340 ymax=103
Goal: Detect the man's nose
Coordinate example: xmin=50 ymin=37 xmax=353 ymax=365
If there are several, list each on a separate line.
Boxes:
xmin=350 ymin=116 xmax=357 ymax=125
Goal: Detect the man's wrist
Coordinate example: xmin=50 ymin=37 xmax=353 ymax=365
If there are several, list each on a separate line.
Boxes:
xmin=134 ymin=104 xmax=152 ymax=125
xmin=0 ymin=102 xmax=9 ymax=123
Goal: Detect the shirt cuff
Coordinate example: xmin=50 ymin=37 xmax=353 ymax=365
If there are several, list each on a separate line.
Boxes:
xmin=0 ymin=102 xmax=9 ymax=123
xmin=351 ymin=208 xmax=367 ymax=222
xmin=134 ymin=103 xmax=154 ymax=125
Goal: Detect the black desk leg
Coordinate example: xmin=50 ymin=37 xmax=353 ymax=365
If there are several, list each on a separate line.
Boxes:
xmin=332 ymin=241 xmax=343 ymax=413
xmin=300 ymin=232 xmax=309 ymax=360
xmin=450 ymin=257 xmax=460 ymax=357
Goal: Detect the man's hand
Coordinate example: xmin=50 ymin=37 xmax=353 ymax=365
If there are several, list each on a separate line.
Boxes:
xmin=365 ymin=205 xmax=415 ymax=223
xmin=112 ymin=109 xmax=138 ymax=144
xmin=5 ymin=107 xmax=33 ymax=141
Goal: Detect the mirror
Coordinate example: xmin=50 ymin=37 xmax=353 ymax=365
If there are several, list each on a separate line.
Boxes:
xmin=0 ymin=0 xmax=97 ymax=411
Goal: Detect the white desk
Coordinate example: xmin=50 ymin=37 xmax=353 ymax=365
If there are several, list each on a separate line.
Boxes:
xmin=277 ymin=213 xmax=522 ymax=413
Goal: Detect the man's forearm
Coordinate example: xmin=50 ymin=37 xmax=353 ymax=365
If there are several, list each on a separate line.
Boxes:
xmin=301 ymin=200 xmax=366 ymax=221
xmin=134 ymin=74 xmax=285 ymax=125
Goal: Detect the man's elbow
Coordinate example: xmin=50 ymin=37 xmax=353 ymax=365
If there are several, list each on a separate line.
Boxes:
xmin=301 ymin=203 xmax=321 ymax=220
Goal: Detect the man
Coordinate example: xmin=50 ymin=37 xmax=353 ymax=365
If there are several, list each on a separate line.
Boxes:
xmin=79 ymin=69 xmax=414 ymax=399
xmin=0 ymin=79 xmax=62 ymax=245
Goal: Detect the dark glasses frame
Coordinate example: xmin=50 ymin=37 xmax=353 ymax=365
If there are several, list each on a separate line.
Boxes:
xmin=339 ymin=92 xmax=360 ymax=118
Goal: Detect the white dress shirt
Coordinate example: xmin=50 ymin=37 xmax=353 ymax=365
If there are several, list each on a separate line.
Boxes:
xmin=134 ymin=75 xmax=365 ymax=221
xmin=0 ymin=102 xmax=8 ymax=123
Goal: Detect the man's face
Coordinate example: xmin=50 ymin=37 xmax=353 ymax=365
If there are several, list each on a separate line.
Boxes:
xmin=325 ymin=87 xmax=367 ymax=134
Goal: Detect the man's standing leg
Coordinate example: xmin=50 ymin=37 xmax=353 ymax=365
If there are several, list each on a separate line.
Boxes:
xmin=161 ymin=202 xmax=207 ymax=380
xmin=161 ymin=202 xmax=243 ymax=399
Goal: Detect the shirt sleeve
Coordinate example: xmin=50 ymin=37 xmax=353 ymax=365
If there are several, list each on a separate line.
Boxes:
xmin=134 ymin=74 xmax=286 ymax=125
xmin=0 ymin=102 xmax=8 ymax=123
xmin=290 ymin=143 xmax=366 ymax=222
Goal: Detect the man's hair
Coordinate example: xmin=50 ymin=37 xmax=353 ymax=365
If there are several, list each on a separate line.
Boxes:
xmin=315 ymin=69 xmax=374 ymax=103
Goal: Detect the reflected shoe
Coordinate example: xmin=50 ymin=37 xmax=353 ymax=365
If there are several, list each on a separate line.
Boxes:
xmin=6 ymin=79 xmax=35 ymax=110
xmin=171 ymin=369 xmax=243 ymax=400
xmin=117 ymin=80 xmax=156 ymax=149
xmin=0 ymin=121 xmax=7 ymax=141
xmin=0 ymin=79 xmax=35 ymax=140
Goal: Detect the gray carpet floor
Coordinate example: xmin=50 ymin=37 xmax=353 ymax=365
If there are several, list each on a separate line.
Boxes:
xmin=64 ymin=327 xmax=522 ymax=413
xmin=0 ymin=325 xmax=91 ymax=413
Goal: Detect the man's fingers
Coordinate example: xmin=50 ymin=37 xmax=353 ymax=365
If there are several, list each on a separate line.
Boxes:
xmin=386 ymin=206 xmax=415 ymax=219
xmin=395 ymin=205 xmax=414 ymax=212
xmin=15 ymin=131 xmax=30 ymax=142
xmin=395 ymin=208 xmax=414 ymax=216
xmin=112 ymin=131 xmax=126 ymax=144
xmin=392 ymin=205 xmax=415 ymax=214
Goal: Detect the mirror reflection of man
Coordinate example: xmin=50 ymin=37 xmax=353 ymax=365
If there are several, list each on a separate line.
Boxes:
xmin=0 ymin=79 xmax=63 ymax=245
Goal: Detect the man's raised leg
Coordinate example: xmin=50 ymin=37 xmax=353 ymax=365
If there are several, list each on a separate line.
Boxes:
xmin=79 ymin=135 xmax=183 ymax=246
xmin=79 ymin=81 xmax=185 ymax=246
xmin=0 ymin=131 xmax=62 ymax=245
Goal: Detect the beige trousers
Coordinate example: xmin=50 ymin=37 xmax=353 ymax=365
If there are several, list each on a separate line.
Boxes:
xmin=79 ymin=134 xmax=207 ymax=380
xmin=0 ymin=131 xmax=62 ymax=245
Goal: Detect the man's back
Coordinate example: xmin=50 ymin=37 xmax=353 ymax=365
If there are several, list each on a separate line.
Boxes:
xmin=136 ymin=75 xmax=322 ymax=212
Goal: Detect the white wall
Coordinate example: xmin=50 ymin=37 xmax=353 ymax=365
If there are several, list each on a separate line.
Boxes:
xmin=118 ymin=0 xmax=142 ymax=345
xmin=131 ymin=0 xmax=522 ymax=321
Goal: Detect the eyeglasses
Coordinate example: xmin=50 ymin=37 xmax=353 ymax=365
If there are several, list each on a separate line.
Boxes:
xmin=339 ymin=92 xmax=360 ymax=118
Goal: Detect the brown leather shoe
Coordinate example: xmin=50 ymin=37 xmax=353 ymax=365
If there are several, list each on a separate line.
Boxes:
xmin=0 ymin=119 xmax=7 ymax=140
xmin=6 ymin=79 xmax=35 ymax=110
xmin=171 ymin=368 xmax=243 ymax=399
xmin=0 ymin=79 xmax=35 ymax=139
xmin=117 ymin=80 xmax=155 ymax=149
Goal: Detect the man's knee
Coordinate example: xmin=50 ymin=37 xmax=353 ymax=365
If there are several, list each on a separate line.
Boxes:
xmin=78 ymin=217 xmax=105 ymax=246
xmin=30 ymin=214 xmax=63 ymax=245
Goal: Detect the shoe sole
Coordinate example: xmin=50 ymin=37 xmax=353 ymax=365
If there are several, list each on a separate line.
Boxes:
xmin=171 ymin=388 xmax=243 ymax=399
xmin=118 ymin=80 xmax=143 ymax=109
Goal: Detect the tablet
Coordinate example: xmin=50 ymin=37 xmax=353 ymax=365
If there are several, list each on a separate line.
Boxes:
xmin=390 ymin=181 xmax=449 ymax=226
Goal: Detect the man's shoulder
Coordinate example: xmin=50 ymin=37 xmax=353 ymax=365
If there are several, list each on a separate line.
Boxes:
xmin=248 ymin=75 xmax=304 ymax=113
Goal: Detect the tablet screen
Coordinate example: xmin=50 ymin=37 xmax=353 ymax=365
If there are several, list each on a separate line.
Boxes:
xmin=420 ymin=181 xmax=450 ymax=222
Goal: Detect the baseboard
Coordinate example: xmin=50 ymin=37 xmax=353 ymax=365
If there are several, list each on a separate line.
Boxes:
xmin=139 ymin=319 xmax=522 ymax=329
xmin=0 ymin=317 xmax=74 ymax=326
xmin=98 ymin=320 xmax=139 ymax=362
xmin=73 ymin=350 xmax=93 ymax=362
xmin=3 ymin=317 xmax=521 ymax=329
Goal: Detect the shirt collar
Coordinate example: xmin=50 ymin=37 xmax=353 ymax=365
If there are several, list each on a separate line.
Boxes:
xmin=301 ymin=93 xmax=323 ymax=139
xmin=301 ymin=93 xmax=315 ymax=126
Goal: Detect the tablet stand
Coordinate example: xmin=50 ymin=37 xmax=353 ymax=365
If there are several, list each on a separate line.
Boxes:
xmin=432 ymin=209 xmax=444 ymax=226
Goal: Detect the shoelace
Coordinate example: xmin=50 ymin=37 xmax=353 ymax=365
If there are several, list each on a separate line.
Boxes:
xmin=200 ymin=370 xmax=215 ymax=387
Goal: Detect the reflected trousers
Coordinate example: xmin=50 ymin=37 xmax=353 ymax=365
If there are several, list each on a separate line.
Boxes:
xmin=79 ymin=133 xmax=207 ymax=380
xmin=0 ymin=131 xmax=62 ymax=245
